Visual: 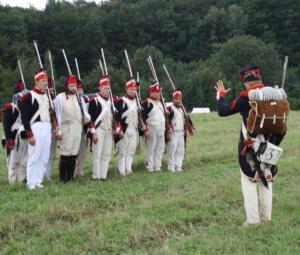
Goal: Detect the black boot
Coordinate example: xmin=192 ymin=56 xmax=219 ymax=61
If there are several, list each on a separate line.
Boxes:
xmin=65 ymin=155 xmax=77 ymax=182
xmin=59 ymin=155 xmax=68 ymax=182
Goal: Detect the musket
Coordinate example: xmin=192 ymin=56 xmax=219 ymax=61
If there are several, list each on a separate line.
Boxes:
xmin=147 ymin=56 xmax=171 ymax=141
xmin=101 ymin=48 xmax=123 ymax=140
xmin=136 ymin=71 xmax=142 ymax=100
xmin=124 ymin=50 xmax=147 ymax=132
xmin=33 ymin=40 xmax=58 ymax=131
xmin=163 ymin=64 xmax=195 ymax=135
xmin=75 ymin=58 xmax=82 ymax=81
xmin=61 ymin=49 xmax=85 ymax=120
xmin=98 ymin=59 xmax=105 ymax=76
xmin=48 ymin=50 xmax=57 ymax=97
xmin=281 ymin=56 xmax=288 ymax=89
xmin=17 ymin=58 xmax=26 ymax=89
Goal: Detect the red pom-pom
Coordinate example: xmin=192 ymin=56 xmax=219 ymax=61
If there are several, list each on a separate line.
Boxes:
xmin=5 ymin=103 xmax=13 ymax=110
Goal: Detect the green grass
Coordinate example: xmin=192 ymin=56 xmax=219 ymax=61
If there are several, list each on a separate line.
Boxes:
xmin=0 ymin=112 xmax=299 ymax=255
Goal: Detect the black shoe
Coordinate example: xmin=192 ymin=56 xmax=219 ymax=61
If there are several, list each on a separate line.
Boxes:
xmin=59 ymin=155 xmax=68 ymax=182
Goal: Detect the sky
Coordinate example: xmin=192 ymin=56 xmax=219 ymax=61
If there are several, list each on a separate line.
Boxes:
xmin=0 ymin=0 xmax=104 ymax=10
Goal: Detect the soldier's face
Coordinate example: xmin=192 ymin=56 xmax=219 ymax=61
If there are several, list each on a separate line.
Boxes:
xmin=126 ymin=88 xmax=136 ymax=98
xmin=68 ymin=83 xmax=77 ymax=94
xmin=36 ymin=78 xmax=48 ymax=92
xmin=173 ymin=99 xmax=182 ymax=106
xmin=150 ymin=92 xmax=160 ymax=100
xmin=244 ymin=80 xmax=262 ymax=91
xmin=77 ymin=88 xmax=83 ymax=95
xmin=100 ymin=86 xmax=110 ymax=98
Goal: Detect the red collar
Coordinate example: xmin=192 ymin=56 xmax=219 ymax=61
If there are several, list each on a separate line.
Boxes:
xmin=173 ymin=103 xmax=181 ymax=108
xmin=250 ymin=84 xmax=264 ymax=90
xmin=240 ymin=84 xmax=265 ymax=97
xmin=33 ymin=87 xmax=45 ymax=94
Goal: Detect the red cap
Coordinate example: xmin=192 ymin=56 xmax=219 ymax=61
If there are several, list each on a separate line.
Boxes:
xmin=48 ymin=77 xmax=53 ymax=87
xmin=239 ymin=65 xmax=262 ymax=82
xmin=149 ymin=82 xmax=160 ymax=93
xmin=173 ymin=90 xmax=182 ymax=100
xmin=98 ymin=76 xmax=110 ymax=87
xmin=35 ymin=69 xmax=48 ymax=81
xmin=66 ymin=75 xmax=77 ymax=85
xmin=77 ymin=79 xmax=83 ymax=89
xmin=126 ymin=79 xmax=137 ymax=90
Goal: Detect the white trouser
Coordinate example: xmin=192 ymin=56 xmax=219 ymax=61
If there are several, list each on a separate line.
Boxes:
xmin=27 ymin=122 xmax=51 ymax=188
xmin=75 ymin=133 xmax=89 ymax=176
xmin=167 ymin=130 xmax=185 ymax=171
xmin=92 ymin=127 xmax=112 ymax=179
xmin=241 ymin=170 xmax=273 ymax=224
xmin=7 ymin=138 xmax=28 ymax=184
xmin=44 ymin=138 xmax=57 ymax=180
xmin=117 ymin=127 xmax=139 ymax=175
xmin=145 ymin=125 xmax=165 ymax=171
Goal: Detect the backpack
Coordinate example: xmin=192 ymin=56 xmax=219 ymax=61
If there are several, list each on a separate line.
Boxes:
xmin=246 ymin=86 xmax=289 ymax=135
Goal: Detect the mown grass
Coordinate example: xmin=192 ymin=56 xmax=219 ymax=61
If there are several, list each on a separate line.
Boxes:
xmin=0 ymin=112 xmax=299 ymax=255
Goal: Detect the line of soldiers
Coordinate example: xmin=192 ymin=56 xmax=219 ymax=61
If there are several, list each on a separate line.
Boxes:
xmin=2 ymin=67 xmax=196 ymax=190
xmin=2 ymin=61 xmax=288 ymax=228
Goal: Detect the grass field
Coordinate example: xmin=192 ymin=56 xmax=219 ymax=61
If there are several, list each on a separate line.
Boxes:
xmin=0 ymin=112 xmax=299 ymax=255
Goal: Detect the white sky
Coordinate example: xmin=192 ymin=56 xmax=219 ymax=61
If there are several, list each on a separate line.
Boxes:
xmin=0 ymin=0 xmax=104 ymax=10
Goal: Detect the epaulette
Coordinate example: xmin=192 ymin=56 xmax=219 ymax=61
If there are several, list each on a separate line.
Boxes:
xmin=21 ymin=92 xmax=31 ymax=101
xmin=240 ymin=91 xmax=248 ymax=98
xmin=89 ymin=97 xmax=96 ymax=103
xmin=113 ymin=97 xmax=121 ymax=103
xmin=5 ymin=103 xmax=13 ymax=110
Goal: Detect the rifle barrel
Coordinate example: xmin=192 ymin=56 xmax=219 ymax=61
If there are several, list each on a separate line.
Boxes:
xmin=62 ymin=49 xmax=72 ymax=76
xmin=33 ymin=40 xmax=44 ymax=69
xmin=281 ymin=56 xmax=289 ymax=89
xmin=17 ymin=58 xmax=26 ymax=89
xmin=75 ymin=58 xmax=81 ymax=80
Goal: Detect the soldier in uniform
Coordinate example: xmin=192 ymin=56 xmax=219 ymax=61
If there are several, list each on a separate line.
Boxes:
xmin=215 ymin=66 xmax=285 ymax=227
xmin=19 ymin=69 xmax=52 ymax=190
xmin=3 ymin=81 xmax=28 ymax=184
xmin=141 ymin=82 xmax=168 ymax=172
xmin=88 ymin=76 xmax=121 ymax=181
xmin=167 ymin=89 xmax=195 ymax=172
xmin=54 ymin=75 xmax=90 ymax=183
xmin=114 ymin=78 xmax=146 ymax=176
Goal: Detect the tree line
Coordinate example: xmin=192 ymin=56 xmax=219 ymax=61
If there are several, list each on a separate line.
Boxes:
xmin=0 ymin=0 xmax=299 ymax=109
